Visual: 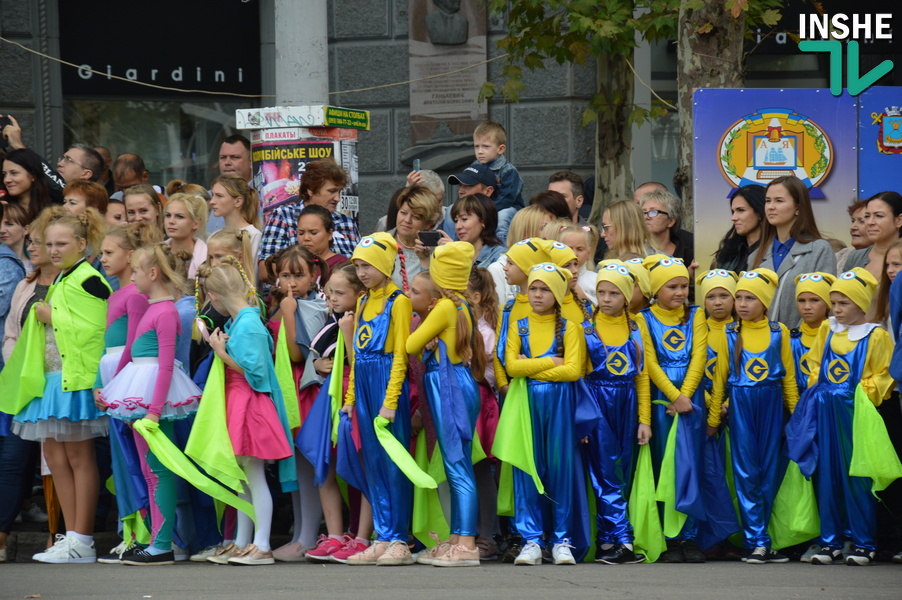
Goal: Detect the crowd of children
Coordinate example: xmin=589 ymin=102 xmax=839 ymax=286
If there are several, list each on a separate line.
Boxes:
xmin=1 ymin=120 xmax=901 ymax=570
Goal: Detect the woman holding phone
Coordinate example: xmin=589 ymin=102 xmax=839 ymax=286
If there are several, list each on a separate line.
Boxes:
xmin=389 ymin=185 xmax=442 ymax=292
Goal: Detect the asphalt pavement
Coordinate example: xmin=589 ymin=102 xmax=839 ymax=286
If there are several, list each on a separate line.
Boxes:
xmin=2 ymin=560 xmax=900 ymax=600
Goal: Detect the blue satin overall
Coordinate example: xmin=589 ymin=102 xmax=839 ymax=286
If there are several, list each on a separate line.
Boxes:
xmin=352 ymin=290 xmax=412 ymax=542
xmin=640 ymin=305 xmax=705 ymax=540
xmin=789 ymin=329 xmax=815 ymax=393
xmin=424 ymin=338 xmax=480 ymax=536
xmin=583 ymin=320 xmax=640 ymax=545
xmin=814 ymin=330 xmax=877 ymax=551
xmin=496 ymin=299 xmax=516 ymax=371
xmin=512 ymin=317 xmax=577 ymax=547
xmin=725 ymin=322 xmax=786 ymax=548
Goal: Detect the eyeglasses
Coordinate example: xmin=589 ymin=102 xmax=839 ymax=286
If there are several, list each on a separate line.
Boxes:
xmin=643 ymin=209 xmax=669 ymax=218
xmin=58 ymin=154 xmax=87 ymax=169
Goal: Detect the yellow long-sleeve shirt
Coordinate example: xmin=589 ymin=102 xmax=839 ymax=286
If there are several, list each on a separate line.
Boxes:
xmin=344 ymin=283 xmax=412 ymax=410
xmin=493 ymin=294 xmax=531 ymax=389
xmin=806 ymin=320 xmax=894 ymax=406
xmin=798 ymin=321 xmax=820 ymax=350
xmin=709 ymin=318 xmax=799 ymax=428
xmin=505 ymin=313 xmax=585 ymax=382
xmin=561 ymin=292 xmax=591 ymax=327
xmin=406 ymin=296 xmax=471 ymax=364
xmin=633 ymin=304 xmax=707 ymax=403
xmin=588 ymin=312 xmax=652 ymax=425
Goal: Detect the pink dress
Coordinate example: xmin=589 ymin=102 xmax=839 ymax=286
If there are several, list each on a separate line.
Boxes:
xmin=225 ymin=367 xmax=292 ymax=460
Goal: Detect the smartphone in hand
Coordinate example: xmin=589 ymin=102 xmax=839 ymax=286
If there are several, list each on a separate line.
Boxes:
xmin=418 ymin=230 xmax=442 ymax=246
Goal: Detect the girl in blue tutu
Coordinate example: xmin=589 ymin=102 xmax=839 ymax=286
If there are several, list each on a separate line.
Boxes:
xmin=15 ymin=210 xmax=110 ymax=563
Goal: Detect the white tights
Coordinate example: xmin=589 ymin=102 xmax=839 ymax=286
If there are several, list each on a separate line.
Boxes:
xmin=236 ymin=456 xmax=274 ymax=552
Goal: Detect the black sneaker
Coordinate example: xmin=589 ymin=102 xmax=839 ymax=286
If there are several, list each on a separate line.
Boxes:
xmin=121 ymin=548 xmax=175 ymax=566
xmin=598 ymin=544 xmax=645 ymax=565
xmin=500 ymin=536 xmax=522 ymax=564
xmin=745 ymin=546 xmax=789 ymax=564
xmin=845 ymin=546 xmax=874 ymax=566
xmin=658 ymin=539 xmax=685 ymax=563
xmin=810 ymin=546 xmax=843 ymax=565
xmin=97 ymin=542 xmax=133 ymax=564
xmin=682 ymin=540 xmax=707 ymax=563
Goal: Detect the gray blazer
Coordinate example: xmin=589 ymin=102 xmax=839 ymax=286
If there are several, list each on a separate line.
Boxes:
xmin=758 ymin=238 xmax=837 ymax=328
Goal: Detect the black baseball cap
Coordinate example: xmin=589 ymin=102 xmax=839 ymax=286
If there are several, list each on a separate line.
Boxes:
xmin=448 ymin=163 xmax=495 ymax=187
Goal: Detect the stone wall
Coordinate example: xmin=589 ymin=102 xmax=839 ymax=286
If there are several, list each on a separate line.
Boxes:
xmin=0 ymin=0 xmax=62 ymax=160
xmin=326 ymin=0 xmax=597 ymax=236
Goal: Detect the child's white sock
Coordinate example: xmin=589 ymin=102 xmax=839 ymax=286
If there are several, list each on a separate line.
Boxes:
xmin=69 ymin=531 xmax=93 ymax=547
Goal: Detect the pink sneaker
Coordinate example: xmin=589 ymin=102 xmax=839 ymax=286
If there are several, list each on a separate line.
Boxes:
xmin=305 ymin=535 xmax=349 ymax=563
xmin=330 ymin=538 xmax=370 ymax=564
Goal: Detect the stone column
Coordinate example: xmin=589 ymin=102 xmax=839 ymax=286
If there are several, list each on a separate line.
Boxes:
xmin=274 ymin=0 xmax=328 ymax=105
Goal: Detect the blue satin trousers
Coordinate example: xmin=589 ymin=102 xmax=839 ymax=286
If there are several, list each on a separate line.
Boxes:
xmin=585 ymin=380 xmax=636 ymax=544
xmin=513 ymin=380 xmax=576 ymax=547
xmin=728 ymin=383 xmax=783 ymax=548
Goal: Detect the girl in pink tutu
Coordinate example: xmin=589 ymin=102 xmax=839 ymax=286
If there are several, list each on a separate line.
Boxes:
xmin=101 ymin=243 xmax=202 ymax=565
xmin=201 ymin=257 xmax=294 ymax=565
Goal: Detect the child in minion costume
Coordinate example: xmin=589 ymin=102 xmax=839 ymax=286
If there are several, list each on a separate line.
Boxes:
xmin=622 ymin=258 xmax=652 ymax=316
xmin=583 ymin=261 xmax=650 ymax=564
xmin=790 ymin=273 xmax=835 ymax=394
xmin=343 ymin=232 xmax=415 ymax=566
xmin=547 ymin=241 xmax=594 ymax=326
xmin=495 ymin=263 xmax=588 ymax=565
xmin=788 ymin=267 xmax=899 ymax=566
xmin=632 ymin=254 xmax=709 ymax=563
xmin=493 ymin=238 xmax=553 ymax=395
xmin=710 ymin=268 xmax=798 ymax=563
xmin=405 ymin=241 xmax=482 ymax=566
xmin=697 ymin=269 xmax=738 ymax=401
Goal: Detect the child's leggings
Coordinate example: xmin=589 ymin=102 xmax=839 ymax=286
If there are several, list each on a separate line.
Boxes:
xmin=132 ymin=421 xmax=177 ymax=552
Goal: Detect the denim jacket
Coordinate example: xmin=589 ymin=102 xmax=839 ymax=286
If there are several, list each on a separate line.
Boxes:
xmin=480 ymin=155 xmax=524 ymax=211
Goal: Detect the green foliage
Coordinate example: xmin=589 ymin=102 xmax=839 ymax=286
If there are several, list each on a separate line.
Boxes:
xmin=484 ymin=1 xmax=782 ymax=127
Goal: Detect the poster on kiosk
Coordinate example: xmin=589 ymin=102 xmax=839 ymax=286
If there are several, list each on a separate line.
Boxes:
xmin=236 ymin=105 xmax=369 ymax=220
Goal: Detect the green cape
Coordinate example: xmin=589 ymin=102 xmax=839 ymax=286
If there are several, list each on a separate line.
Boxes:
xmin=274 ymin=320 xmax=301 ymax=430
xmin=185 ymin=357 xmax=247 ymax=493
xmin=134 ymin=418 xmax=254 ymax=521
xmin=629 ymin=444 xmax=667 ymax=562
xmin=0 ymin=305 xmax=45 ymax=414
xmin=654 ymin=405 xmax=687 ymax=538
xmin=850 ymin=383 xmax=902 ymax=494
xmin=492 ymin=377 xmax=544 ymax=516
xmin=374 ymin=416 xmax=436 ymax=489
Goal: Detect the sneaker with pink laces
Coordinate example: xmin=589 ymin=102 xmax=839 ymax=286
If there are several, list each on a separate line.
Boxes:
xmin=305 ymin=535 xmax=349 ymax=563
xmin=433 ymin=544 xmax=480 ymax=567
xmin=416 ymin=532 xmax=451 ymax=565
xmin=347 ymin=541 xmax=389 ymax=565
xmin=330 ymin=538 xmax=370 ymax=564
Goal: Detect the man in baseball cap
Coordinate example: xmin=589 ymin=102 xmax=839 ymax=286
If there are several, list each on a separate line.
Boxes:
xmin=447 ymin=162 xmax=496 ymax=199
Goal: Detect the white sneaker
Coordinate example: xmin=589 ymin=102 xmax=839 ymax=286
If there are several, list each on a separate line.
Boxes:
xmin=189 ymin=544 xmax=223 ymax=562
xmin=514 ymin=540 xmax=543 ymax=565
xmin=173 ymin=544 xmax=189 ymax=562
xmin=33 ymin=534 xmax=96 ymax=563
xmin=552 ymin=539 xmax=576 ymax=565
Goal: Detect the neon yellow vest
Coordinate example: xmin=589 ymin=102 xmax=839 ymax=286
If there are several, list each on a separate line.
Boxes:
xmin=48 ymin=261 xmax=110 ymax=391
